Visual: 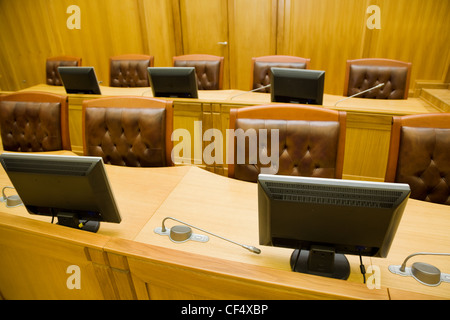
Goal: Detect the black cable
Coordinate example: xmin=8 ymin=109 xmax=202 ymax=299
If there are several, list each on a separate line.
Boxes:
xmin=50 ymin=208 xmax=56 ymax=224
xmin=359 ymin=251 xmax=366 ymax=284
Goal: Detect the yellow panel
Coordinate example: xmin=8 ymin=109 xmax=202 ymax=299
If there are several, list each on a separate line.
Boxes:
xmin=363 ymin=0 xmax=450 ymax=83
xmin=0 ymin=0 xmax=175 ymax=91
xmin=139 ymin=0 xmax=178 ymax=67
xmin=284 ymin=0 xmax=367 ymax=95
xmin=0 ymin=1 xmax=448 ymax=96
xmin=228 ymin=0 xmax=277 ymax=90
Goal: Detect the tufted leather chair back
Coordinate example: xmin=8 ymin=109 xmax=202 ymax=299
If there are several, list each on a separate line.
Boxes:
xmin=385 ymin=113 xmax=450 ymax=205
xmin=110 ymin=54 xmax=154 ymax=87
xmin=344 ymin=58 xmax=412 ymax=99
xmin=46 ymin=56 xmax=82 ymax=86
xmin=82 ymin=97 xmax=173 ymax=167
xmin=173 ymin=54 xmax=224 ymax=90
xmin=228 ymin=105 xmax=346 ymax=183
xmin=251 ymin=55 xmax=310 ymax=93
xmin=0 ymin=91 xmax=71 ymax=151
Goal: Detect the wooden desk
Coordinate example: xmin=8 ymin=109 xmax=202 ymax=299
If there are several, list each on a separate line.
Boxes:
xmin=1 ymin=84 xmax=443 ymax=182
xmin=0 ymin=151 xmax=448 ymax=300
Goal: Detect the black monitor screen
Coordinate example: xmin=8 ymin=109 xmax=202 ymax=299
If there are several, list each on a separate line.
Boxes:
xmin=58 ymin=66 xmax=101 ymax=94
xmin=270 ymin=68 xmax=325 ymax=105
xmin=148 ymin=67 xmax=198 ymax=98
xmin=0 ymin=153 xmax=121 ymax=232
xmin=258 ymin=174 xmax=410 ymax=279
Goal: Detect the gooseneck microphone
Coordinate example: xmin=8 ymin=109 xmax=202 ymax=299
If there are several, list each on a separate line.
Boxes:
xmin=155 ymin=216 xmax=261 ymax=254
xmin=230 ymin=84 xmax=271 ymax=100
xmin=399 ymin=252 xmax=450 ymax=272
xmin=334 ymin=83 xmax=385 ymax=106
xmin=389 ymin=252 xmax=450 ymax=286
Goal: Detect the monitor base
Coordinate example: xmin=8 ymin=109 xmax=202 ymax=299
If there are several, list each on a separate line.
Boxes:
xmin=290 ymin=246 xmax=350 ymax=280
xmin=57 ymin=212 xmax=100 ymax=233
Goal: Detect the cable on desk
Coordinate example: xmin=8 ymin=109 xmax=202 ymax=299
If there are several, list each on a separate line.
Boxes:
xmin=359 ymin=250 xmax=366 ymax=284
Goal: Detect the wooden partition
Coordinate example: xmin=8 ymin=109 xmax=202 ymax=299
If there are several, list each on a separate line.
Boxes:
xmin=103 ymin=237 xmax=388 ymax=300
xmin=0 ymin=211 xmax=112 ymax=299
xmin=1 ymin=158 xmax=449 ymax=300
xmin=8 ymin=83 xmax=440 ymax=182
xmin=0 ymin=0 xmax=448 ymax=94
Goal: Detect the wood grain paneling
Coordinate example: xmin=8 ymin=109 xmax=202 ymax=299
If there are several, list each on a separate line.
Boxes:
xmin=0 ymin=0 xmax=172 ymax=90
xmin=228 ymin=0 xmax=278 ymax=90
xmin=279 ymin=0 xmax=450 ymax=95
xmin=280 ymin=0 xmax=368 ymax=95
xmin=362 ymin=0 xmax=450 ymax=83
xmin=0 ymin=1 xmax=448 ymax=94
xmin=0 ymin=211 xmax=111 ymax=299
xmin=139 ymin=0 xmax=179 ymax=66
xmin=178 ymin=0 xmax=230 ymax=88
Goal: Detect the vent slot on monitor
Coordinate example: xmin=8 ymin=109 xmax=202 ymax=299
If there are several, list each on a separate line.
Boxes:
xmin=1 ymin=158 xmax=93 ymax=176
xmin=264 ymin=181 xmax=403 ymax=208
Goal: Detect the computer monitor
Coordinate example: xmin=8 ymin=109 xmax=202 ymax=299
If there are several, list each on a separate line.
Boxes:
xmin=270 ymin=67 xmax=325 ymax=105
xmin=58 ymin=66 xmax=102 ymax=94
xmin=0 ymin=153 xmax=121 ymax=233
xmin=257 ymin=174 xmax=410 ymax=280
xmin=148 ymin=67 xmax=198 ymax=98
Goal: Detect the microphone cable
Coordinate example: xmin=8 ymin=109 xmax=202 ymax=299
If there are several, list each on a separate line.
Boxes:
xmin=160 ymin=216 xmax=261 ymax=254
xmin=334 ymin=83 xmax=385 ymax=106
xmin=230 ymin=84 xmax=271 ymax=100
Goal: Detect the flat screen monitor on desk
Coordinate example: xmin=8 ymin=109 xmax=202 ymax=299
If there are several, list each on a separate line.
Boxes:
xmin=148 ymin=67 xmax=198 ymax=98
xmin=257 ymin=174 xmax=410 ymax=280
xmin=58 ymin=66 xmax=102 ymax=94
xmin=0 ymin=153 xmax=121 ymax=233
xmin=270 ymin=68 xmax=325 ymax=105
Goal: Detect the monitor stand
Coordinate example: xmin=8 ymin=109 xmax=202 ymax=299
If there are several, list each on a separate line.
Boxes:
xmin=57 ymin=212 xmax=100 ymax=233
xmin=290 ymin=245 xmax=350 ymax=280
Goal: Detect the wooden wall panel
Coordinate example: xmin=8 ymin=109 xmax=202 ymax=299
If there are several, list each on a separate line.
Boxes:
xmin=179 ymin=0 xmax=229 ymax=54
xmin=139 ymin=0 xmax=180 ymax=67
xmin=361 ymin=0 xmax=450 ymax=84
xmin=0 ymin=1 xmax=448 ymax=93
xmin=0 ymin=0 xmax=174 ymax=90
xmin=279 ymin=0 xmax=368 ymax=95
xmin=279 ymin=0 xmax=450 ymax=95
xmin=228 ymin=0 xmax=278 ymax=90
xmin=178 ymin=0 xmax=230 ymax=87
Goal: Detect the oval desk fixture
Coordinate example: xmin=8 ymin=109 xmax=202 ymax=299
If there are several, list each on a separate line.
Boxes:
xmin=389 ymin=252 xmax=450 ymax=286
xmin=1 ymin=186 xmax=23 ymax=208
xmin=154 ymin=224 xmax=209 ymax=244
xmin=154 ymin=216 xmax=261 ymax=254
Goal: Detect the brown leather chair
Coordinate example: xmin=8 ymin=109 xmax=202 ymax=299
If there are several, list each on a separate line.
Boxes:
xmin=228 ymin=104 xmax=346 ymax=182
xmin=46 ymin=56 xmax=82 ymax=86
xmin=82 ymin=96 xmax=173 ymax=167
xmin=173 ymin=54 xmax=224 ymax=90
xmin=0 ymin=91 xmax=71 ymax=151
xmin=109 ymin=54 xmax=154 ymax=87
xmin=344 ymin=58 xmax=412 ymax=99
xmin=251 ymin=55 xmax=311 ymax=93
xmin=385 ymin=113 xmax=450 ymax=205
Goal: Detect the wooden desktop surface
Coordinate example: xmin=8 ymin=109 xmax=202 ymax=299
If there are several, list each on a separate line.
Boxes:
xmin=0 ymin=151 xmax=448 ymax=300
xmin=17 ymin=83 xmax=439 ymax=115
